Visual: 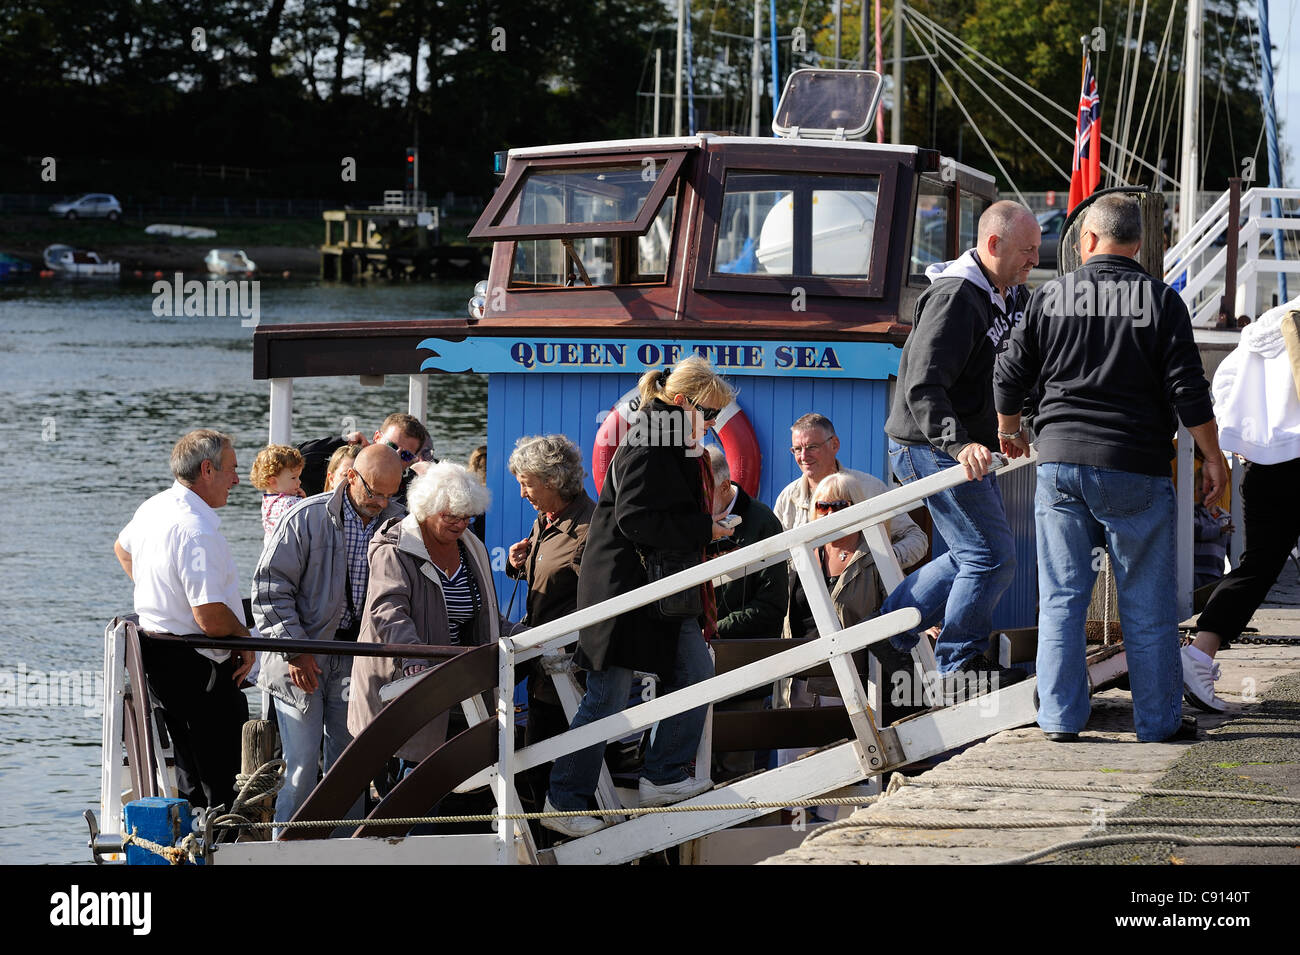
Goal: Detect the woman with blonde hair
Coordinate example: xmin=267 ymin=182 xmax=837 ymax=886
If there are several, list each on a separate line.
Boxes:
xmin=543 ymin=356 xmax=737 ymax=837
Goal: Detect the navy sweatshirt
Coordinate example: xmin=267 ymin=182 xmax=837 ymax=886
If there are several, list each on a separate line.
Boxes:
xmin=885 ymin=250 xmax=1029 ymax=458
xmin=993 ymin=254 xmax=1214 ymax=476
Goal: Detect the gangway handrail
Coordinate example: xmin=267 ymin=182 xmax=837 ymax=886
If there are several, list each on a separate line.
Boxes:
xmin=509 ymin=452 xmax=1034 ymax=661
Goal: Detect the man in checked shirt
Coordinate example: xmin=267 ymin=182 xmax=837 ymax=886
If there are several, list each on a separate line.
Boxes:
xmin=252 ymin=444 xmax=405 ymax=832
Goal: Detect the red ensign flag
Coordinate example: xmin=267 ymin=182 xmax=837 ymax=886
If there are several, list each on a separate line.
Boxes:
xmin=1068 ymin=51 xmax=1101 ymax=212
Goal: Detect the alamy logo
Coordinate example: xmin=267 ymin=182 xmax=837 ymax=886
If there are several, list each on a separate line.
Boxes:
xmin=49 ymin=885 xmax=151 ymax=935
xmin=1039 ymin=273 xmax=1154 ymax=325
xmin=151 ymin=272 xmax=260 ymax=327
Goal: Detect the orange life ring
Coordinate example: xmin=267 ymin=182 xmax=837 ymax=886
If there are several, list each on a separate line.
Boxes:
xmin=592 ymin=387 xmax=762 ymax=498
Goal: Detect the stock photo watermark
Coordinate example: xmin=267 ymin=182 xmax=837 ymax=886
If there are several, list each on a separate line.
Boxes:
xmin=0 ymin=663 xmax=104 ymax=717
xmin=151 ymin=273 xmax=261 ymax=327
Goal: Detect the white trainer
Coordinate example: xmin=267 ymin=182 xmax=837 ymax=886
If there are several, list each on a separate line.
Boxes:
xmin=638 ymin=776 xmax=713 ymax=807
xmin=1181 ymin=646 xmax=1227 ymax=712
xmin=540 ymin=797 xmax=610 ymax=838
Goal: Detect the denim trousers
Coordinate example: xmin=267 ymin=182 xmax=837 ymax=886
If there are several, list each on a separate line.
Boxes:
xmin=548 ymin=619 xmax=713 ymax=810
xmin=273 ymin=652 xmax=360 ymax=830
xmin=1034 ymin=462 xmax=1182 ymax=741
xmin=880 ymin=440 xmax=1017 ymax=672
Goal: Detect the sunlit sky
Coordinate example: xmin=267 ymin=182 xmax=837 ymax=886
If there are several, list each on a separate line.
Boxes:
xmin=1276 ymin=2 xmax=1298 ymax=186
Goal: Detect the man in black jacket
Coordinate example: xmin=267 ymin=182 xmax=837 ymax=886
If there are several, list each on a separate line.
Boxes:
xmin=879 ymin=200 xmax=1039 ymax=695
xmin=994 ymin=193 xmax=1226 ymax=742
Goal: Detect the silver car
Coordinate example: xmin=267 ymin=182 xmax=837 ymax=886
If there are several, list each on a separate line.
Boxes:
xmin=49 ymin=193 xmax=123 ymax=222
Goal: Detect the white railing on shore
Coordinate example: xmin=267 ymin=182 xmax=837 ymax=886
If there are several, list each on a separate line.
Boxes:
xmin=1165 ymin=186 xmax=1300 ymax=325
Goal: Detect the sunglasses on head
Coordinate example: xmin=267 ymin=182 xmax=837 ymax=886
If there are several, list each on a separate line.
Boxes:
xmin=814 ymin=499 xmax=852 ymax=513
xmin=383 ymin=440 xmax=418 ymax=465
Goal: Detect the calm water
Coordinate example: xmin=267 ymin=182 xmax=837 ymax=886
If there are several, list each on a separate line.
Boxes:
xmin=0 ymin=276 xmax=482 ymax=863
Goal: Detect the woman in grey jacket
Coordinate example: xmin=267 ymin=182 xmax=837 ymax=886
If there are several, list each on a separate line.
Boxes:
xmin=347 ymin=463 xmax=518 ymax=762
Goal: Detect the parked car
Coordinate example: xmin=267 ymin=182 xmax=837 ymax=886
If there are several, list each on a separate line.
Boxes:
xmin=1036 ymin=208 xmax=1066 ymax=271
xmin=49 ymin=194 xmax=123 ymax=222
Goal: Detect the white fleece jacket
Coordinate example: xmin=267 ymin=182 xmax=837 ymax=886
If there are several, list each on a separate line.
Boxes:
xmin=1213 ymin=300 xmax=1300 ymax=464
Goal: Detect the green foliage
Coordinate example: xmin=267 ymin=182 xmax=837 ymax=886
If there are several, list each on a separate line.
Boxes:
xmin=0 ymin=0 xmax=1276 ymax=201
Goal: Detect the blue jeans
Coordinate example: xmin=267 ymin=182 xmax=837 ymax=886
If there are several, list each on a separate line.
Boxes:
xmin=548 ymin=619 xmax=713 ymax=810
xmin=273 ymin=652 xmax=360 ymax=831
xmin=880 ymin=440 xmax=1017 ymax=672
xmin=1034 ymin=463 xmax=1182 ymax=741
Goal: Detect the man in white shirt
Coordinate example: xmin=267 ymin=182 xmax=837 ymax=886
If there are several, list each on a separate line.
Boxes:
xmin=773 ymin=413 xmax=928 ymax=571
xmin=115 ymin=429 xmax=254 ymax=808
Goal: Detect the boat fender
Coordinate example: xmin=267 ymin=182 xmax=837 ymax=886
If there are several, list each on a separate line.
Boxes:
xmin=592 ymin=386 xmax=762 ymax=498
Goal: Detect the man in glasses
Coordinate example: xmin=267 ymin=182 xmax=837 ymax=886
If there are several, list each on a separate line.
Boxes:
xmin=251 ymin=443 xmax=406 ymax=832
xmin=296 ymin=412 xmax=432 ymax=502
xmin=773 ymin=413 xmax=928 ymax=570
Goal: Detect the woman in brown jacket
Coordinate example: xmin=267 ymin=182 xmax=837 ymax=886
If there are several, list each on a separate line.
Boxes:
xmin=347 ymin=462 xmax=520 ymax=763
xmin=505 ymin=434 xmax=595 ymax=746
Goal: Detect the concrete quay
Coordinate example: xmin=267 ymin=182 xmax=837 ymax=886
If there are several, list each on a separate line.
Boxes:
xmin=765 ymin=573 xmax=1300 ymax=865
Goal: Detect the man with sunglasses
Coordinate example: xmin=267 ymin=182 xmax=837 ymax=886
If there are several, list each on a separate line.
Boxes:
xmin=296 ymin=412 xmax=431 ymax=502
xmin=252 ymin=444 xmax=406 ymax=832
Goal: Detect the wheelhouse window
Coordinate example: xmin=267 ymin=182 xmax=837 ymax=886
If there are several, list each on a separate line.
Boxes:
xmin=469 ymin=153 xmax=687 ymax=289
xmin=711 ymin=171 xmax=880 ymax=279
xmin=511 ymin=195 xmax=676 ymax=287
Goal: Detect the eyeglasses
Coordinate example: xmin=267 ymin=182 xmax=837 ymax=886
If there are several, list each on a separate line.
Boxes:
xmin=383 ymin=440 xmax=418 ymax=465
xmin=814 ymin=499 xmax=852 ymax=513
xmin=353 ymin=471 xmax=391 ymax=502
xmin=791 ymin=441 xmax=827 ymax=457
xmin=690 ymin=399 xmax=721 ymax=423
xmin=440 ymin=512 xmax=474 ymax=526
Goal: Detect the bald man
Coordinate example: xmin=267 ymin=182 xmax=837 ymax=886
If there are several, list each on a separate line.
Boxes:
xmin=881 ymin=200 xmax=1040 ymax=699
xmin=994 ymin=194 xmax=1225 ymax=742
xmin=252 ymin=443 xmax=406 ymax=830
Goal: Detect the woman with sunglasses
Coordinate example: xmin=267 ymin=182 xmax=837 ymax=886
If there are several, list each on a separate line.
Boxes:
xmin=543 ymin=355 xmax=737 ymax=837
xmin=348 ymin=462 xmax=521 ymax=764
xmin=780 ymin=472 xmax=919 ymax=734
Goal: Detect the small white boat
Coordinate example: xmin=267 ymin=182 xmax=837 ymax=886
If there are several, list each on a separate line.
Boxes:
xmin=43 ymin=244 xmax=121 ymax=277
xmin=204 ymin=248 xmax=257 ymax=274
xmin=145 ymin=223 xmax=218 ymax=239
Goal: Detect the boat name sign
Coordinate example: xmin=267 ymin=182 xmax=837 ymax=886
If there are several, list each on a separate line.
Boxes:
xmin=418 ymin=337 xmax=900 ymax=379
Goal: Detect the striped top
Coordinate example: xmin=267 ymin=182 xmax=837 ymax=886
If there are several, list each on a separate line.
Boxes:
xmin=432 ymin=539 xmax=482 ymax=644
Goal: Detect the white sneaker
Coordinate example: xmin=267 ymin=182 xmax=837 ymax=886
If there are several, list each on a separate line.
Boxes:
xmin=1181 ymin=646 xmax=1227 ymax=712
xmin=540 ymin=797 xmax=609 ymax=838
xmin=638 ymin=776 xmax=713 ymax=807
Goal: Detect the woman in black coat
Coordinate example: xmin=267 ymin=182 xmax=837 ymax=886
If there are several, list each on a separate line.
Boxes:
xmin=543 ymin=356 xmax=736 ymax=838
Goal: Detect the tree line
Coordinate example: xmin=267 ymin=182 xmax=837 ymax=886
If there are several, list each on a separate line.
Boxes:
xmin=0 ymin=1 xmax=1270 ymax=205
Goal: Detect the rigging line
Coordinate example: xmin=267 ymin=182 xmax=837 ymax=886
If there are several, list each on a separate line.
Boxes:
xmin=1122 ymin=0 xmax=1177 ymax=183
xmin=1117 ymin=0 xmax=1150 ymax=188
xmin=924 ymin=24 xmax=1070 ymax=181
xmin=1201 ymin=4 xmax=1241 ymax=185
xmin=904 ymin=16 xmax=1028 ymax=206
xmin=924 ymin=26 xmax=1123 ymax=184
xmin=1108 ymin=0 xmax=1137 ymax=188
xmin=907 ymin=5 xmax=1177 ymax=188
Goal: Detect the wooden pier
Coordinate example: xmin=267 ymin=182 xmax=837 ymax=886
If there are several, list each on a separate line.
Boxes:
xmin=320 ymin=194 xmax=490 ymax=281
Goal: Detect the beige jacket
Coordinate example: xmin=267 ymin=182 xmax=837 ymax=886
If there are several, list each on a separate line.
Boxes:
xmin=347 ymin=514 xmax=521 ymax=762
xmin=780 ymin=539 xmax=885 ymax=702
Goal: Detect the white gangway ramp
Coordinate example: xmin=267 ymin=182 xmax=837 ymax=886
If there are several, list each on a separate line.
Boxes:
xmin=493 ymin=450 xmax=1046 ymax=865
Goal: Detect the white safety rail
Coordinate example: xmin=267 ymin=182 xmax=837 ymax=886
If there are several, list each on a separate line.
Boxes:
xmin=1165 ymin=186 xmax=1300 ymax=326
xmin=485 ymin=451 xmax=1044 ymax=864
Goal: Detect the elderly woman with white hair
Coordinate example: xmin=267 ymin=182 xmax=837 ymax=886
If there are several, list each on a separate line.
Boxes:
xmin=347 ymin=462 xmax=519 ymax=760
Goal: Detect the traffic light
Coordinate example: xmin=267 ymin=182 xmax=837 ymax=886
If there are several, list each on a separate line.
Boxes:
xmin=405 ymin=147 xmax=418 ymax=193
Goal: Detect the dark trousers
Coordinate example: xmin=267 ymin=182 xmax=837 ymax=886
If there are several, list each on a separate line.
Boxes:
xmin=139 ymin=638 xmax=249 ymax=809
xmin=1196 ymin=458 xmax=1300 ymax=647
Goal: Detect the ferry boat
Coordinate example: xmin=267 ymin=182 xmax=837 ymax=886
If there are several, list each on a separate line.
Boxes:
xmin=90 ymin=70 xmax=1137 ymax=866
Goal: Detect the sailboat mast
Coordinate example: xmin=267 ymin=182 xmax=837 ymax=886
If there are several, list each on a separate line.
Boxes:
xmin=1178 ymin=0 xmax=1202 ymax=241
xmin=1258 ymin=0 xmax=1288 ymax=300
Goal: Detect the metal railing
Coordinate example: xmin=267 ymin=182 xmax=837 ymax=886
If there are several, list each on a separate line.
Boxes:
xmin=1164 ymin=185 xmax=1300 ymax=325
